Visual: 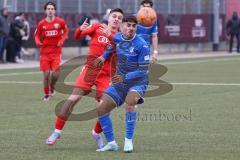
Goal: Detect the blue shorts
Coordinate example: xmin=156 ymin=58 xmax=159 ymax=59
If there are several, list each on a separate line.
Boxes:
xmin=104 ymin=83 xmax=148 ymax=106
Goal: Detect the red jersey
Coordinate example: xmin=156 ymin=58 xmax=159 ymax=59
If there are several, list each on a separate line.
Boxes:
xmin=34 ymin=16 xmax=68 ymax=54
xmin=74 ymin=23 xmax=116 ymax=74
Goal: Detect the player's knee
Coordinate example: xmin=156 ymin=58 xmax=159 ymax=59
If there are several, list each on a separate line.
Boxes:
xmin=125 ymin=103 xmax=136 ymax=112
xmin=125 ymin=97 xmax=137 ymax=107
xmin=68 ymin=94 xmax=81 ymax=102
xmin=52 ymin=70 xmax=59 ymax=77
xmin=97 ymin=100 xmax=107 ymax=116
xmin=43 ymin=73 xmax=50 ymax=80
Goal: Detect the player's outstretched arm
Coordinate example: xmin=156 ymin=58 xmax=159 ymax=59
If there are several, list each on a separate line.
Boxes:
xmin=74 ymin=19 xmax=97 ymax=40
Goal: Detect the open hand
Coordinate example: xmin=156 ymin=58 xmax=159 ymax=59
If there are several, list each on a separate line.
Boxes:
xmin=94 ymin=56 xmax=105 ymax=67
xmin=99 ymin=24 xmax=111 ymax=37
xmin=80 ymin=18 xmax=90 ymax=31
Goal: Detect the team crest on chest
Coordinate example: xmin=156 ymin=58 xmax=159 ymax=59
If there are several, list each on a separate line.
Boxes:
xmin=129 ymin=47 xmax=134 ymax=53
xmin=54 ymin=23 xmax=60 ymax=29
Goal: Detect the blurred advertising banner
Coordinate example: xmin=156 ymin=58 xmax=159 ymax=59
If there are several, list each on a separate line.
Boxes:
xmin=13 ymin=12 xmax=226 ymax=47
xmin=158 ymin=14 xmax=226 ymax=43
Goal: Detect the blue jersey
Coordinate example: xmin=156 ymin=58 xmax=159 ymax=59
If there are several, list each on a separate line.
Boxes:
xmin=103 ymin=32 xmax=150 ymax=85
xmin=137 ymin=21 xmax=158 ymax=45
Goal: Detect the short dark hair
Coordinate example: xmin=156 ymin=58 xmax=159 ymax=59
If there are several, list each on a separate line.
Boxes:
xmin=44 ymin=1 xmax=56 ymax=10
xmin=18 ymin=12 xmax=24 ymax=16
xmin=140 ymin=0 xmax=153 ymax=7
xmin=122 ymin=15 xmax=138 ymax=24
xmin=109 ymin=8 xmax=124 ymax=15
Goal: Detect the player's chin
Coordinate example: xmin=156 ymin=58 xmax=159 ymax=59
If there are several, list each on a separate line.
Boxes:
xmin=111 ymin=22 xmax=119 ymax=27
xmin=127 ymin=33 xmax=134 ymax=38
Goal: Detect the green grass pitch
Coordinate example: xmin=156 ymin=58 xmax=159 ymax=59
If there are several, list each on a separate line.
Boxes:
xmin=0 ymin=55 xmax=240 ymax=160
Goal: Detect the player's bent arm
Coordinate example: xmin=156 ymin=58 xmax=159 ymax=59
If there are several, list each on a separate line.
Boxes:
xmin=34 ymin=24 xmax=43 ymax=47
xmin=57 ymin=22 xmax=69 ymax=46
xmin=102 ymin=43 xmax=116 ymax=60
xmin=74 ymin=24 xmax=98 ymax=40
xmin=62 ymin=22 xmax=69 ymax=41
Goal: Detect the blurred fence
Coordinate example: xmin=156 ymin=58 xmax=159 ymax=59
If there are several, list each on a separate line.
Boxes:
xmin=0 ymin=0 xmax=227 ymax=47
xmin=0 ymin=0 xmax=226 ymax=14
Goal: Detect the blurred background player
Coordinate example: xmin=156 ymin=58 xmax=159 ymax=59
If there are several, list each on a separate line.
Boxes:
xmin=102 ymin=8 xmax=111 ymax=24
xmin=137 ymin=0 xmax=159 ymax=63
xmin=46 ymin=8 xmax=124 ymax=149
xmin=95 ymin=15 xmax=150 ymax=152
xmin=6 ymin=12 xmax=25 ymax=63
xmin=0 ymin=8 xmax=9 ymax=63
xmin=34 ymin=1 xmax=68 ymax=101
xmin=226 ymin=11 xmax=240 ymax=53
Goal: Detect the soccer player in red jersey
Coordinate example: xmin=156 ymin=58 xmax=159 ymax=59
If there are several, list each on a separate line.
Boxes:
xmin=46 ymin=8 xmax=124 ymax=149
xmin=34 ymin=2 xmax=69 ymax=101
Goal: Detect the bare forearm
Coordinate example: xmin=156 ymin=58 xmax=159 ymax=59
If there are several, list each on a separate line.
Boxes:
xmin=152 ymin=34 xmax=158 ymax=52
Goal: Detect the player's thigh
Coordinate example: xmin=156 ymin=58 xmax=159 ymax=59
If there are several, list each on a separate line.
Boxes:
xmin=95 ymin=74 xmax=111 ymax=101
xmin=126 ymin=85 xmax=148 ymax=105
xmin=68 ymin=87 xmax=85 ymax=101
xmin=42 ymin=71 xmax=50 ymax=80
xmin=104 ymin=83 xmax=128 ymax=107
xmin=51 ymin=54 xmax=61 ymax=71
xmin=75 ymin=67 xmax=94 ymax=95
xmin=40 ymin=55 xmax=51 ymax=72
xmin=97 ymin=94 xmax=117 ymax=115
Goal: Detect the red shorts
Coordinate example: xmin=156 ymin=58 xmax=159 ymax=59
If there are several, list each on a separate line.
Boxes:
xmin=40 ymin=53 xmax=61 ymax=72
xmin=75 ymin=66 xmax=111 ymax=100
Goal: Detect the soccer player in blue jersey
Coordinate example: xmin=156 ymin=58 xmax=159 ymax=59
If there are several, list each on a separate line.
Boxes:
xmin=94 ymin=15 xmax=150 ymax=152
xmin=137 ymin=0 xmax=159 ymax=63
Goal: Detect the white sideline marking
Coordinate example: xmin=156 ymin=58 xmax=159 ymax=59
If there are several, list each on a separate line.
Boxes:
xmin=0 ymin=71 xmax=40 ymax=77
xmin=0 ymin=81 xmax=42 ymax=84
xmin=0 ymin=57 xmax=239 ymax=77
xmin=160 ymin=57 xmax=240 ymax=65
xmin=171 ymin=82 xmax=240 ymax=86
xmin=0 ymin=81 xmax=240 ymax=86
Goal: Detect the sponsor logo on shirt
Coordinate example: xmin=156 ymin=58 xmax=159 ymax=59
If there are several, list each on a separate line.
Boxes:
xmin=129 ymin=47 xmax=134 ymax=53
xmin=144 ymin=55 xmax=150 ymax=61
xmin=98 ymin=36 xmax=109 ymax=44
xmin=54 ymin=23 xmax=60 ymax=29
xmin=45 ymin=30 xmax=58 ymax=36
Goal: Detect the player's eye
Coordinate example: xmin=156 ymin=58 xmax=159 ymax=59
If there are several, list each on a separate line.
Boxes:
xmin=118 ymin=16 xmax=123 ymax=21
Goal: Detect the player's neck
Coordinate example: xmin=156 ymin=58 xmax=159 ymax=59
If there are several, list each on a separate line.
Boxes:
xmin=109 ymin=25 xmax=118 ymax=33
xmin=46 ymin=16 xmax=55 ymax=22
xmin=123 ymin=34 xmax=136 ymax=40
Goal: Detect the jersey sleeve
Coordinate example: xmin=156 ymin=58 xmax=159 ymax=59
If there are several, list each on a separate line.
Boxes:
xmin=124 ymin=44 xmax=150 ymax=81
xmin=34 ymin=22 xmax=42 ymax=45
xmin=74 ymin=24 xmax=99 ymax=40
